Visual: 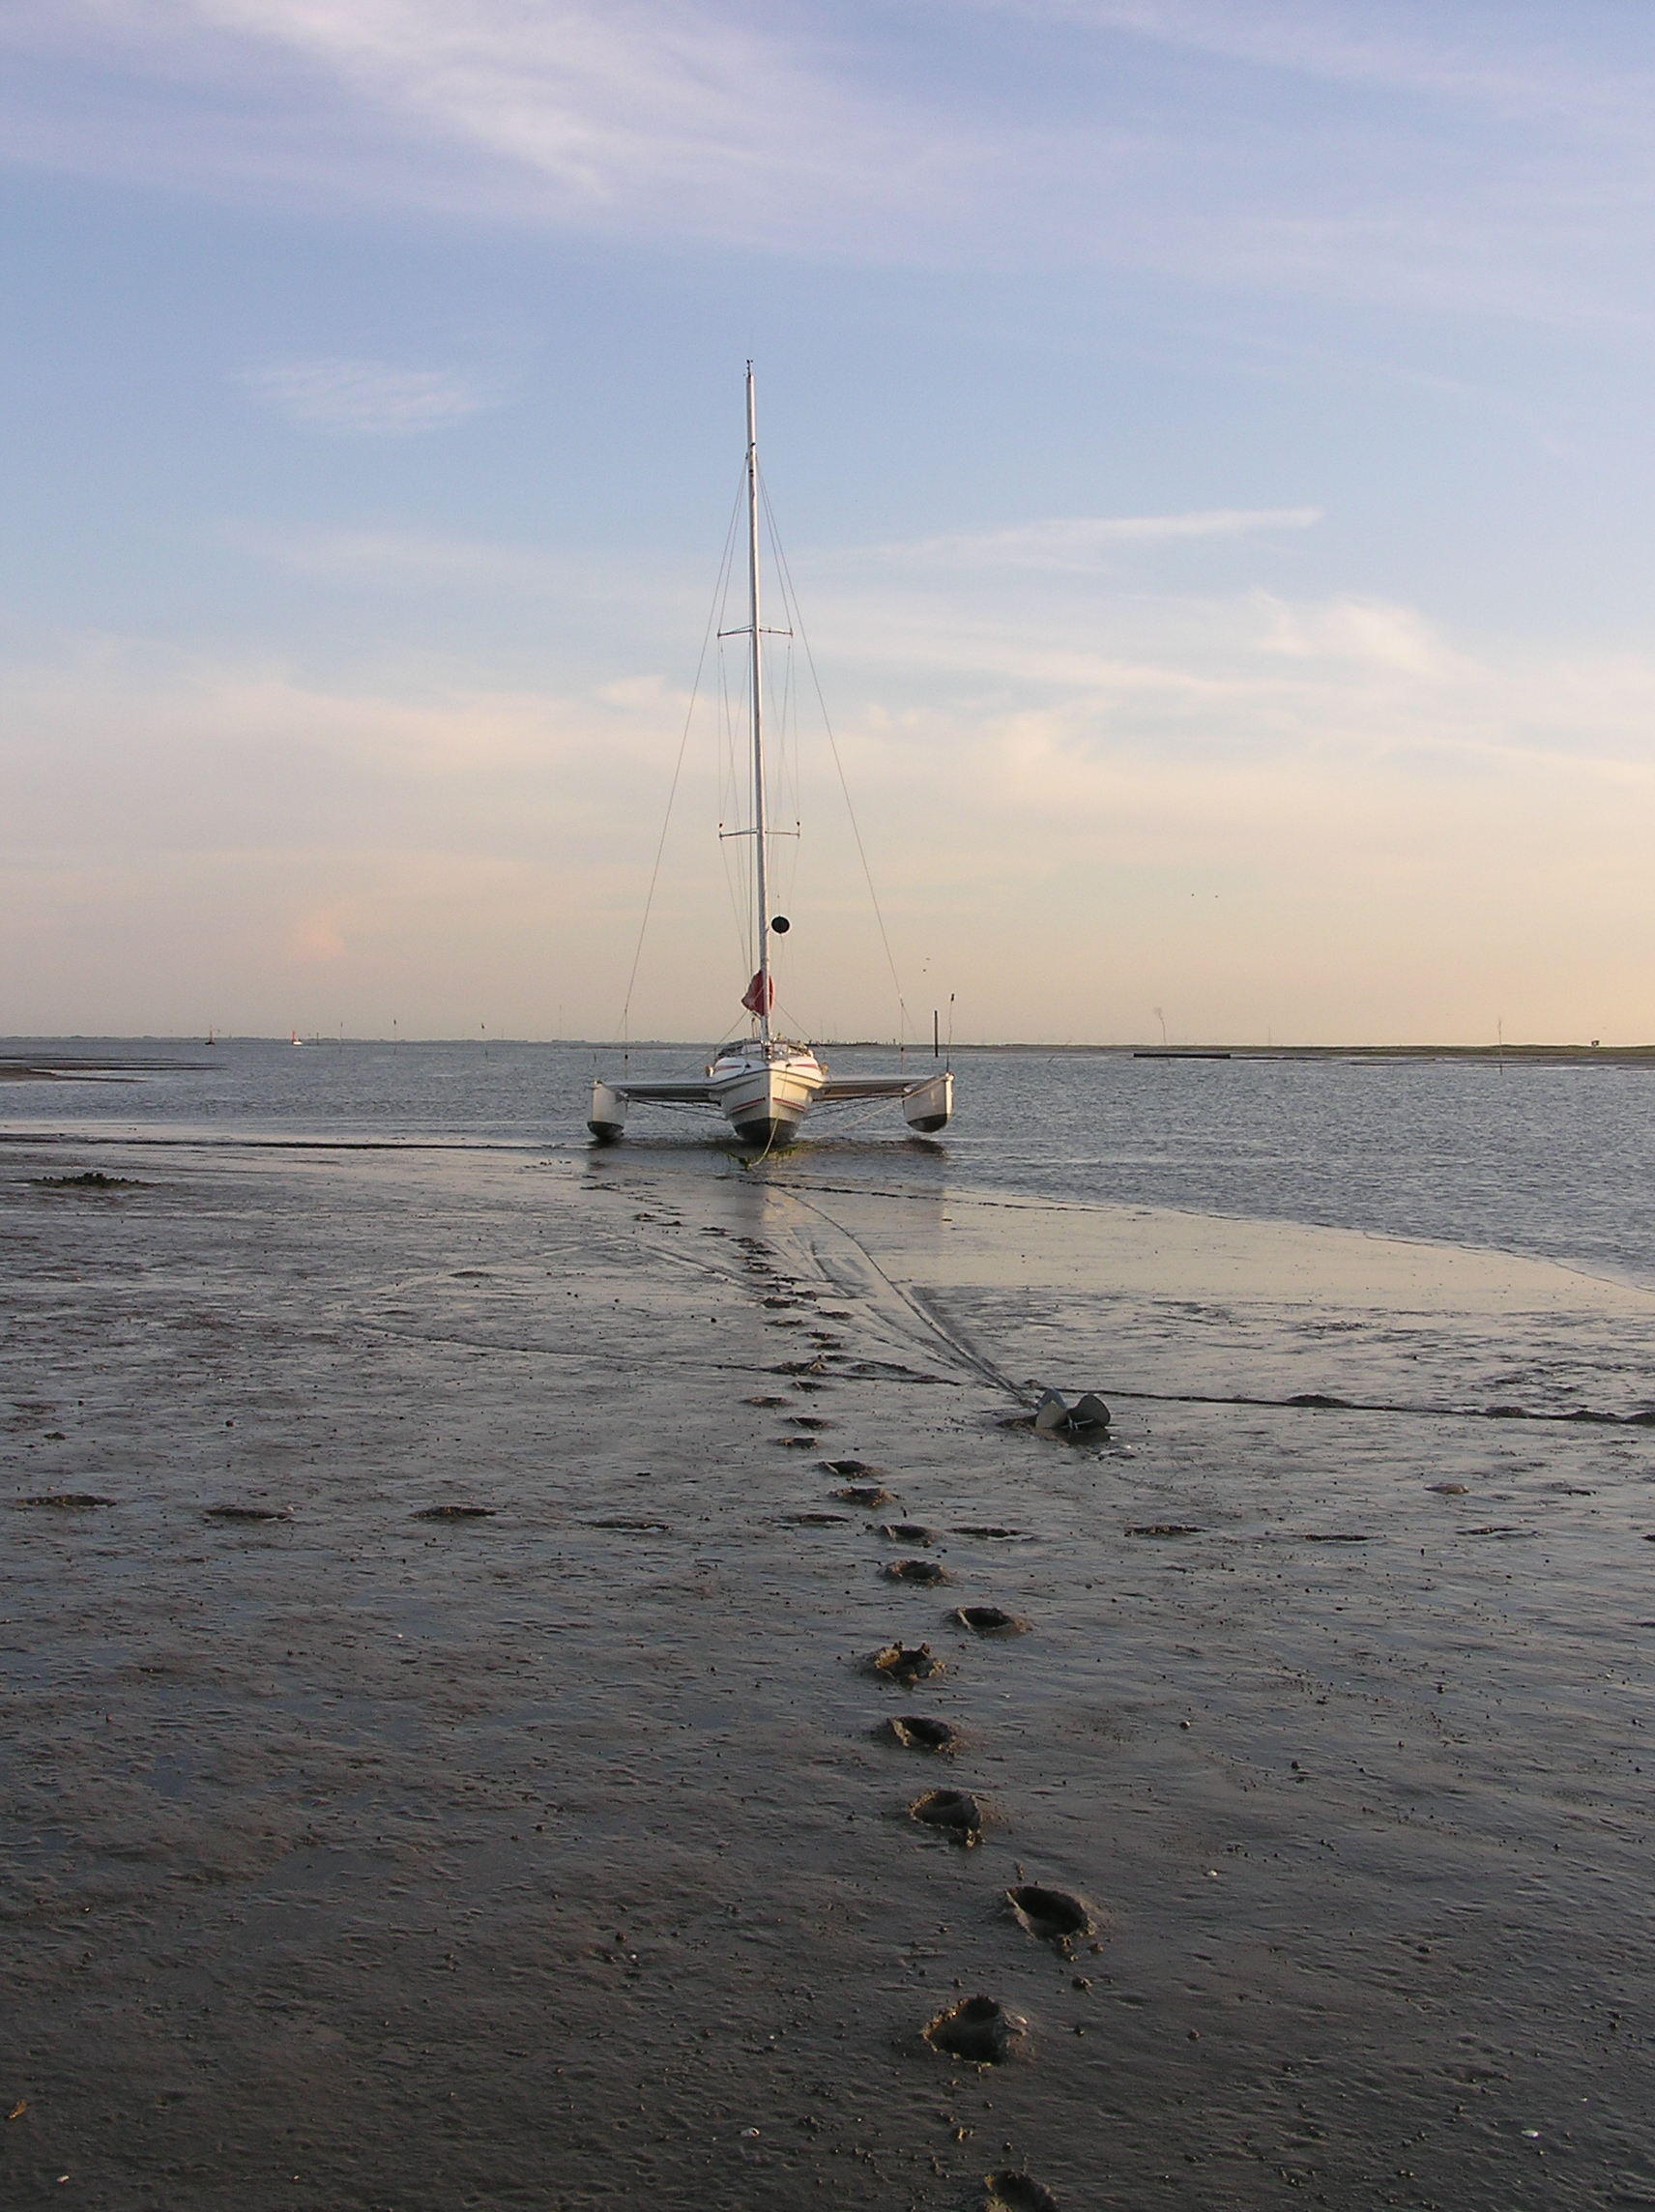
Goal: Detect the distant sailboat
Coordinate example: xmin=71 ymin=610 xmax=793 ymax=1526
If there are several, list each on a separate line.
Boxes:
xmin=589 ymin=366 xmax=952 ymax=1150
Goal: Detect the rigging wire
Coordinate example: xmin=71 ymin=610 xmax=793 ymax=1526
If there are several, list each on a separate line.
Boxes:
xmin=715 ymin=638 xmax=753 ymax=974
xmin=616 ymin=470 xmax=745 ymax=1042
xmin=758 ymin=467 xmax=911 ymax=1044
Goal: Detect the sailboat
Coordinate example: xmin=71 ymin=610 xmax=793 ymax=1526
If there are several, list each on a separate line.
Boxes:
xmin=589 ymin=367 xmax=953 ymax=1151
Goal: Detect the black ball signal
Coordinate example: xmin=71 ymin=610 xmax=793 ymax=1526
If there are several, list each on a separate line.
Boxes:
xmin=769 ymin=915 xmax=791 ymax=934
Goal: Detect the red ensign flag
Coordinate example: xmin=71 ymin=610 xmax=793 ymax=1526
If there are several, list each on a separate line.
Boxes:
xmin=741 ymin=971 xmax=773 ymax=1016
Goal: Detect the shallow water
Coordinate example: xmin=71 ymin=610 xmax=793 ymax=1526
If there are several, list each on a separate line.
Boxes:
xmin=6 ymin=1035 xmax=1655 ymax=1287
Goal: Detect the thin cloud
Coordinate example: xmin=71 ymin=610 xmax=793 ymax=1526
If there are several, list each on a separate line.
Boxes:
xmin=226 ymin=524 xmax=565 ymax=589
xmin=6 ymin=4 xmax=1655 ymax=319
xmin=245 ymin=359 xmax=499 ymax=435
xmin=0 ymin=1 xmax=989 ymax=250
xmin=876 ymin=508 xmax=1324 ymax=570
xmin=997 ymin=1 xmax=1655 ymax=123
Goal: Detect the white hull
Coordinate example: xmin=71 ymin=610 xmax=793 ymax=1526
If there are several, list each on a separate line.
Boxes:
xmin=709 ymin=1049 xmax=825 ymax=1146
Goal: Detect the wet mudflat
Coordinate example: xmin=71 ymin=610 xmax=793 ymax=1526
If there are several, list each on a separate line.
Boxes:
xmin=3 ymin=1136 xmax=1654 ymax=2209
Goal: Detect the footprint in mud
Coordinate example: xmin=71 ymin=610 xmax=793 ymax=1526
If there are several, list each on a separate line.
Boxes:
xmin=784 ymin=1416 xmax=835 ymax=1432
xmin=953 ymin=1606 xmax=1029 ymax=1636
xmin=910 ymin=1787 xmax=985 ymax=1845
xmin=16 ymin=1493 xmax=114 ymax=1510
xmin=884 ymin=1557 xmax=949 ymax=1585
xmin=205 ymin=1505 xmax=291 ymax=1523
xmin=821 ymin=1458 xmax=883 ymax=1478
xmin=924 ymin=1994 xmax=1030 ymax=2064
xmin=819 ymin=1309 xmax=855 ymax=1320
xmin=746 ymin=1395 xmax=790 ymax=1409
xmin=870 ymin=1643 xmax=944 ymax=1686
xmin=1006 ymin=1885 xmax=1096 ymax=1946
xmin=875 ymin=1522 xmax=940 ymax=1545
xmin=881 ymin=1715 xmax=962 ymax=1754
xmin=1428 ymin=1481 xmax=1469 ymax=1495
xmin=952 ymin=1525 xmax=1027 ymax=1541
xmin=414 ymin=1504 xmax=497 ymax=1521
xmin=788 ymin=1511 xmax=852 ymax=1527
xmin=773 ymin=1434 xmax=819 ymax=1448
xmin=983 ymin=2172 xmax=1060 ymax=2212
xmin=1125 ymin=1524 xmax=1202 ymax=1539
xmin=585 ymin=1517 xmax=671 ymax=1531
xmin=837 ymin=1485 xmax=896 ymax=1508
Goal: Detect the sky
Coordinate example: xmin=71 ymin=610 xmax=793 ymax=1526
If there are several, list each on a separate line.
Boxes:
xmin=4 ymin=1 xmax=1655 ymax=1044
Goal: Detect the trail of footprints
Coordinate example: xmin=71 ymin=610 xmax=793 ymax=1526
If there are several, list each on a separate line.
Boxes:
xmin=740 ymin=1225 xmax=1093 ymax=2212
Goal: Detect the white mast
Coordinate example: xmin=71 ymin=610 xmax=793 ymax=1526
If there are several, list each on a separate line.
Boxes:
xmin=746 ymin=362 xmax=771 ymax=1049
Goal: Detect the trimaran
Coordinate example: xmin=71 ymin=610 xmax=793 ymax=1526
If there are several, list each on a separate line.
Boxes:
xmin=589 ymin=367 xmax=953 ymax=1151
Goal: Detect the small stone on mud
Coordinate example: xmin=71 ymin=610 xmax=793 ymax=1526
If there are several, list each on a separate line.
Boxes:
xmin=773 ymin=1434 xmax=817 ymax=1448
xmin=837 ymin=1485 xmax=895 ymax=1508
xmin=788 ymin=1511 xmax=851 ymax=1526
xmin=1428 ymin=1482 xmax=1469 ymax=1495
xmin=875 ymin=1522 xmax=940 ymax=1544
xmin=910 ymin=1787 xmax=985 ymax=1844
xmin=204 ymin=1504 xmax=290 ymax=1522
xmin=16 ymin=1493 xmax=114 ymax=1510
xmin=1006 ymin=1884 xmax=1096 ymax=1944
xmin=1125 ymin=1524 xmax=1202 ymax=1539
xmin=821 ymin=1458 xmax=883 ymax=1477
xmin=953 ymin=1605 xmax=1029 ymax=1636
xmin=952 ymin=1525 xmax=1025 ymax=1540
xmin=983 ymin=2173 xmax=1060 ymax=2212
xmin=882 ymin=1715 xmax=961 ymax=1754
xmin=924 ymin=1994 xmax=1029 ymax=2064
xmin=884 ymin=1557 xmax=948 ymax=1585
xmin=870 ymin=1643 xmax=944 ymax=1686
xmin=414 ymin=1504 xmax=496 ymax=1521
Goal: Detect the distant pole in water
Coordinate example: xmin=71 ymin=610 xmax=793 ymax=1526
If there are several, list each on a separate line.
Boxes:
xmin=1154 ymin=1004 xmax=1168 ymax=1049
xmin=933 ymin=1008 xmax=940 ymax=1060
xmin=1497 ymin=1016 xmax=1504 ymax=1074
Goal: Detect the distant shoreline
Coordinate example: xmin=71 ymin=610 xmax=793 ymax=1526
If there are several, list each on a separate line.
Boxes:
xmin=5 ymin=1038 xmax=1655 ymax=1069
